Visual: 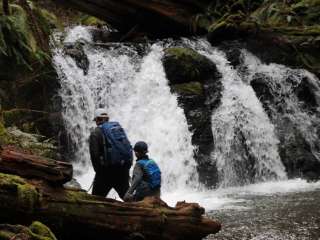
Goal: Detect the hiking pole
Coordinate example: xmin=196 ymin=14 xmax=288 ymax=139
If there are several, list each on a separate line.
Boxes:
xmin=87 ymin=181 xmax=94 ymax=193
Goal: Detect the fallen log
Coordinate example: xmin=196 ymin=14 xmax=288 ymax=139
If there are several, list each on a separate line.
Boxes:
xmin=53 ymin=0 xmax=210 ymax=35
xmin=0 ymin=173 xmax=221 ymax=240
xmin=0 ymin=221 xmax=57 ymax=240
xmin=0 ymin=147 xmax=72 ymax=185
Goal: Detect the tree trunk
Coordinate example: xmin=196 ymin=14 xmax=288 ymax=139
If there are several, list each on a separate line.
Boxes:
xmin=0 ymin=172 xmax=221 ymax=240
xmin=3 ymin=0 xmax=9 ymax=15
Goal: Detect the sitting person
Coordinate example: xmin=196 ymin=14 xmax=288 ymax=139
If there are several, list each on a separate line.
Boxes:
xmin=124 ymin=141 xmax=161 ymax=202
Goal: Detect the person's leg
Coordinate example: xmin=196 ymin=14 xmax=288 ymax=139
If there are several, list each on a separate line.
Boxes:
xmin=92 ymin=173 xmax=112 ymax=197
xmin=132 ymin=181 xmax=150 ymax=201
xmin=114 ymin=168 xmax=130 ymax=199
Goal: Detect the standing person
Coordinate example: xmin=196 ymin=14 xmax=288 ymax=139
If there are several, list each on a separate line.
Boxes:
xmin=89 ymin=108 xmax=133 ymax=199
xmin=124 ymin=141 xmax=161 ymax=202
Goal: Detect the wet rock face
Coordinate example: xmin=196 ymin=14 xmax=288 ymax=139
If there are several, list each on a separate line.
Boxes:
xmin=63 ymin=41 xmax=90 ymax=75
xmin=164 ymin=48 xmax=222 ymax=187
xmin=250 ymin=73 xmax=320 ymax=181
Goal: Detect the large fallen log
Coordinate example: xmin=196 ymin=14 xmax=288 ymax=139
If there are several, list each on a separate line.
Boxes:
xmin=53 ymin=0 xmax=211 ymax=35
xmin=0 ymin=147 xmax=72 ymax=185
xmin=0 ymin=148 xmax=221 ymax=239
xmin=0 ymin=172 xmax=221 ymax=240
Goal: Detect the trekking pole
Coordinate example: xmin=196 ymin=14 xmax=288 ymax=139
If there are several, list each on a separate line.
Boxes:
xmin=87 ymin=181 xmax=94 ymax=193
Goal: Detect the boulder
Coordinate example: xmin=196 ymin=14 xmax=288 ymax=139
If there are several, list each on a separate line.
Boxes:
xmin=167 ymin=52 xmax=222 ymax=187
xmin=163 ymin=47 xmax=218 ymax=85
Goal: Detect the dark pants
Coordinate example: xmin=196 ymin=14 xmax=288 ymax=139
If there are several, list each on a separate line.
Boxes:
xmin=92 ymin=167 xmax=130 ymax=200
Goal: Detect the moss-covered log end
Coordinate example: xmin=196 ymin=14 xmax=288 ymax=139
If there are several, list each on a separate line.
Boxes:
xmin=0 ymin=173 xmax=39 ymax=212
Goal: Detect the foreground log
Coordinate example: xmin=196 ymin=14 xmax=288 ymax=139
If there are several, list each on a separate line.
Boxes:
xmin=0 ymin=172 xmax=221 ymax=240
xmin=0 ymin=221 xmax=57 ymax=240
xmin=0 ymin=147 xmax=72 ymax=185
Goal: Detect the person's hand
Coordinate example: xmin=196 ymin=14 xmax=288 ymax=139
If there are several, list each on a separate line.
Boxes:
xmin=124 ymin=193 xmax=134 ymax=202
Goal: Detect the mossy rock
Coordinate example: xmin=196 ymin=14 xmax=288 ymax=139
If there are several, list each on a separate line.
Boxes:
xmin=79 ymin=15 xmax=106 ymax=26
xmin=163 ymin=47 xmax=217 ymax=84
xmin=29 ymin=221 xmax=57 ymax=240
xmin=5 ymin=127 xmax=58 ymax=159
xmin=0 ymin=1 xmax=59 ymax=71
xmin=0 ymin=221 xmax=57 ymax=240
xmin=171 ymin=82 xmax=204 ymax=96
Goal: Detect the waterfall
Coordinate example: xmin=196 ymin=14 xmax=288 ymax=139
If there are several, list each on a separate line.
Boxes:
xmin=242 ymin=50 xmax=320 ymax=161
xmin=52 ymin=27 xmax=197 ymax=193
xmin=184 ymin=40 xmax=287 ymax=187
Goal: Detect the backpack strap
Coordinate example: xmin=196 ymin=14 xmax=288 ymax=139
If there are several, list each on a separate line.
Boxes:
xmin=99 ymin=126 xmax=111 ymax=167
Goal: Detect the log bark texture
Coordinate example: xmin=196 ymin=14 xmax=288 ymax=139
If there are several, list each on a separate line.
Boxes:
xmin=0 ymin=147 xmax=72 ymax=184
xmin=53 ymin=0 xmax=210 ymax=35
xmin=0 ymin=172 xmax=221 ymax=240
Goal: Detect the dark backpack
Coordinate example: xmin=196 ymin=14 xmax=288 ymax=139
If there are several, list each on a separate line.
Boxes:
xmin=99 ymin=121 xmax=133 ymax=168
xmin=138 ymin=159 xmax=161 ymax=189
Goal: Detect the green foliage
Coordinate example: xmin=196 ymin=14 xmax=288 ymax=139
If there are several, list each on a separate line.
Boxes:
xmin=0 ymin=2 xmax=57 ymax=70
xmin=79 ymin=14 xmax=106 ymax=26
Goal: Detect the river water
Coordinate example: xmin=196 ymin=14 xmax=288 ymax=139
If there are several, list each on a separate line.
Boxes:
xmin=207 ymin=180 xmax=320 ymax=240
xmin=52 ymin=26 xmax=320 ymax=240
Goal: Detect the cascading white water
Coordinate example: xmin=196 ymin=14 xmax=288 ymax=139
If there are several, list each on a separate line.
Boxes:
xmin=242 ymin=50 xmax=320 ymax=161
xmin=184 ymin=40 xmax=287 ymax=187
xmin=53 ymin=27 xmax=198 ymax=194
xmin=52 ymin=27 xmax=320 ymax=214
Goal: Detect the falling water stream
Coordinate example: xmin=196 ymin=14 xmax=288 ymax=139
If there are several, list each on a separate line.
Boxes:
xmin=52 ymin=26 xmax=320 ymax=240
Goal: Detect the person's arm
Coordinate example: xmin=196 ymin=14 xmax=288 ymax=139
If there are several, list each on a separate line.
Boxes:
xmin=89 ymin=129 xmax=102 ymax=172
xmin=126 ymin=163 xmax=143 ymax=194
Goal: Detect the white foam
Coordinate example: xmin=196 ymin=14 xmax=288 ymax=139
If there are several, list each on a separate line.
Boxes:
xmin=163 ymin=179 xmax=320 ymax=211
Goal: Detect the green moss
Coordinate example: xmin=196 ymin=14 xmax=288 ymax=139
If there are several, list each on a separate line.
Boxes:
xmin=165 ymin=47 xmax=200 ymax=60
xmin=29 ymin=221 xmax=57 ymax=240
xmin=2 ymin=109 xmax=23 ymax=127
xmin=163 ymin=47 xmax=216 ymax=84
xmin=0 ymin=116 xmax=10 ymax=146
xmin=79 ymin=15 xmax=106 ymax=26
xmin=0 ymin=222 xmax=57 ymax=240
xmin=172 ymin=82 xmax=204 ymax=96
xmin=17 ymin=183 xmax=39 ymax=212
xmin=0 ymin=173 xmax=39 ymax=212
xmin=0 ymin=1 xmax=58 ymax=70
xmin=64 ymin=189 xmax=92 ymax=203
xmin=0 ymin=230 xmax=14 ymax=240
